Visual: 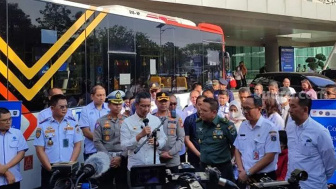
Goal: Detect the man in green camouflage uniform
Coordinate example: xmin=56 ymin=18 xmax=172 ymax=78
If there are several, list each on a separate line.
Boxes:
xmin=93 ymin=90 xmax=128 ymax=189
xmin=196 ymin=98 xmax=237 ymax=189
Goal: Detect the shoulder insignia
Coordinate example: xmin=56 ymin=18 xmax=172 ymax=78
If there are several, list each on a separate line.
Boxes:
xmin=227 ymin=124 xmax=237 ymax=136
xmin=39 ymin=118 xmax=50 ymax=125
xmin=35 ymin=128 xmax=42 ymax=138
xmin=219 ymin=117 xmax=229 ymax=124
xmin=76 ymin=126 xmax=81 ymax=134
xmin=196 ymin=118 xmax=202 ymax=122
xmin=269 ymin=131 xmax=277 ymax=141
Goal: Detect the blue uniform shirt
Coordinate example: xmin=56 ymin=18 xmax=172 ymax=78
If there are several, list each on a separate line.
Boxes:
xmin=0 ymin=128 xmax=28 ymax=186
xmin=78 ymin=102 xmax=109 ymax=154
xmin=286 ymin=117 xmax=336 ymax=189
xmin=34 ymin=116 xmax=83 ymax=163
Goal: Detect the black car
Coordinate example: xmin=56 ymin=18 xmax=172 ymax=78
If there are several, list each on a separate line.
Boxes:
xmin=249 ymin=72 xmax=335 ymax=96
xmin=321 ymin=69 xmax=336 ymax=82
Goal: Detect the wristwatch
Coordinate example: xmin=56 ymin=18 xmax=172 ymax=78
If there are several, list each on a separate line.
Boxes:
xmin=246 ymin=170 xmax=252 ymax=177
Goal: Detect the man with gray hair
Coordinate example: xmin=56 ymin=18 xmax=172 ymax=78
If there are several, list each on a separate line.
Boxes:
xmin=183 ymin=90 xmax=200 ymax=117
xmin=268 ymin=81 xmax=280 ymax=104
xmin=238 ymin=87 xmax=251 ymax=103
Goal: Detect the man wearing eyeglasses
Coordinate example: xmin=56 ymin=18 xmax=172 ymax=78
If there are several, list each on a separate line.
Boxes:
xmin=34 ymin=94 xmax=83 ymax=189
xmin=234 ymin=95 xmax=280 ymax=188
xmin=0 ymin=107 xmax=28 ymax=189
xmin=324 ymin=84 xmax=336 ymax=99
xmin=38 ymin=88 xmax=74 ymax=123
xmin=120 ymin=92 xmax=167 ymax=171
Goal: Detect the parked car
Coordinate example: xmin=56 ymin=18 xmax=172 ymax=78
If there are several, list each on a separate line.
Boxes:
xmin=249 ymin=72 xmax=335 ymax=98
xmin=321 ymin=69 xmax=336 ymax=82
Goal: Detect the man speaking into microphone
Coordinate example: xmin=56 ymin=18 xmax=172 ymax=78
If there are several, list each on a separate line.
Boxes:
xmin=120 ymin=92 xmax=167 ymax=171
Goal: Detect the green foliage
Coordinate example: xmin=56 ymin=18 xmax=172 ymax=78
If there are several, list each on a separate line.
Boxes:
xmin=305 ymin=54 xmax=326 ymax=71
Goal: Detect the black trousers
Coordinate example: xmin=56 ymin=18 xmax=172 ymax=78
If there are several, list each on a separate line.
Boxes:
xmin=97 ymin=156 xmax=128 ymax=189
xmin=0 ymin=182 xmax=20 ymax=189
xmin=200 ymin=161 xmax=234 ymax=189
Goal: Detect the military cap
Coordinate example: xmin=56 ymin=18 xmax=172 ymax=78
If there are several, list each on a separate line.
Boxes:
xmin=150 ymin=82 xmax=161 ymax=90
xmin=107 ymin=90 xmax=125 ymax=104
xmin=212 ymin=80 xmax=219 ymax=85
xmin=219 ymin=78 xmax=228 ymax=85
xmin=156 ymin=92 xmax=169 ymax=101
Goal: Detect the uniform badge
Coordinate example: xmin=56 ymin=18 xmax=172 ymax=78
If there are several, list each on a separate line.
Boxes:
xmin=95 ymin=122 xmax=100 ymax=129
xmin=228 ymin=125 xmax=236 ymax=136
xmin=76 ymin=127 xmax=80 ymax=134
xmin=36 ymin=128 xmax=42 ymax=138
xmin=47 ymin=138 xmax=53 ymax=146
xmin=104 ymin=135 xmax=110 ymax=141
xmin=269 ymin=131 xmax=277 ymax=141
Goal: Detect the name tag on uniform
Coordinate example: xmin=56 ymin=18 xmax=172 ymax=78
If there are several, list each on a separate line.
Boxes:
xmin=63 ymin=139 xmax=69 ymax=148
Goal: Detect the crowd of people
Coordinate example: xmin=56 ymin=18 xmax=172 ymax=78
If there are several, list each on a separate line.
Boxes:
xmin=0 ymin=76 xmax=336 ymax=189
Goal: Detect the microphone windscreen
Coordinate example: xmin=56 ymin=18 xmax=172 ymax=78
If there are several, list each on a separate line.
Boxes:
xmin=143 ymin=118 xmax=149 ymax=125
xmin=84 ymin=152 xmax=110 ymax=178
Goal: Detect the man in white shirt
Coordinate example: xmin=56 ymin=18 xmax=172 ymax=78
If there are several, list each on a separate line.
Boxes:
xmin=120 ymin=92 xmax=167 ymax=171
xmin=183 ymin=90 xmax=200 ymax=118
xmin=234 ymin=95 xmax=280 ymax=187
xmin=286 ymin=92 xmax=336 ymax=189
xmin=282 ymin=78 xmax=296 ymax=95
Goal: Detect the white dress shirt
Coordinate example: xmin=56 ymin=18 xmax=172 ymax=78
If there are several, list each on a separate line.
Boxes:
xmin=120 ymin=112 xmax=167 ymax=170
xmin=268 ymin=112 xmax=285 ymax=130
xmin=234 ymin=116 xmax=281 ymax=173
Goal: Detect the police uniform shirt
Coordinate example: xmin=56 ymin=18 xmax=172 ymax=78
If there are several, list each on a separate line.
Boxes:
xmin=154 ymin=113 xmax=185 ymax=167
xmin=93 ymin=114 xmax=127 ymax=157
xmin=120 ymin=112 xmax=167 ymax=170
xmin=0 ymin=128 xmax=28 ymax=186
xmin=34 ymin=116 xmax=83 ymax=163
xmin=233 ymin=116 xmax=280 ymax=173
xmin=38 ymin=107 xmax=74 ymax=123
xmin=218 ymin=103 xmax=230 ymax=119
xmin=78 ymin=102 xmax=109 ymax=154
xmin=196 ymin=116 xmax=237 ymax=164
xmin=286 ymin=117 xmax=336 ymax=189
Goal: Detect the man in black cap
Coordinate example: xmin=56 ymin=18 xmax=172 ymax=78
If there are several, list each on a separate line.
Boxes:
xmin=214 ymin=78 xmax=234 ymax=102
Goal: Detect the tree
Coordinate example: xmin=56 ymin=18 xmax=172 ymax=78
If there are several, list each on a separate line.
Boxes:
xmin=305 ymin=53 xmax=326 ymax=71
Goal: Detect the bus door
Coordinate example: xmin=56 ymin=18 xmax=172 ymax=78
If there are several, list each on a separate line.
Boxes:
xmin=108 ymin=52 xmax=136 ymax=93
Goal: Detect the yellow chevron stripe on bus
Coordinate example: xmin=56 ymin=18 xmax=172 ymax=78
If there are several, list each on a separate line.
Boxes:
xmin=0 ymin=12 xmax=107 ymax=101
xmin=0 ymin=10 xmax=94 ymax=80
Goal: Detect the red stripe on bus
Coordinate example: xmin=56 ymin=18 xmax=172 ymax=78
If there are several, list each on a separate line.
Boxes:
xmin=0 ymin=82 xmax=37 ymax=140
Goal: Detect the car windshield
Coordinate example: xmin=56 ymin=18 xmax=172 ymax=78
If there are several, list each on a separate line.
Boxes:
xmin=306 ymin=76 xmax=335 ymax=86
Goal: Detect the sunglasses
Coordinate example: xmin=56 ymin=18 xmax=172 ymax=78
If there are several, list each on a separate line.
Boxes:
xmin=325 ymin=91 xmax=336 ymax=95
xmin=169 ymin=103 xmax=177 ymax=106
xmin=150 ymin=90 xmax=158 ymax=93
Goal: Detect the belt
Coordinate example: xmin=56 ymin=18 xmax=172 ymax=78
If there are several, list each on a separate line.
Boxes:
xmin=109 ymin=151 xmax=122 ymax=157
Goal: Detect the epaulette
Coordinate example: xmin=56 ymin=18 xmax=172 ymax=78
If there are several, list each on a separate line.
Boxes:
xmin=196 ymin=118 xmax=202 ymax=122
xmin=39 ymin=117 xmax=50 ymax=124
xmin=66 ymin=116 xmax=76 ymax=121
xmin=219 ymin=117 xmax=229 ymax=124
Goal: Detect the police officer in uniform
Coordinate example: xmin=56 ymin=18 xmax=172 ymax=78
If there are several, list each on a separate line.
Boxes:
xmin=153 ymin=92 xmax=185 ymax=173
xmin=34 ymin=94 xmax=83 ymax=189
xmin=93 ymin=90 xmax=128 ymax=189
xmin=196 ymin=98 xmax=237 ymax=189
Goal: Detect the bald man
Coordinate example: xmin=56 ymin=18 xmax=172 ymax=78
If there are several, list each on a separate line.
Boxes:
xmin=282 ymin=78 xmax=296 ymax=95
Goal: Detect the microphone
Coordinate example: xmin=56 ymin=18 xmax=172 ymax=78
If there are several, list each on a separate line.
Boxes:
xmin=81 ymin=152 xmax=110 ymax=178
xmin=207 ymin=167 xmax=239 ymax=189
xmin=143 ymin=118 xmax=150 ymax=137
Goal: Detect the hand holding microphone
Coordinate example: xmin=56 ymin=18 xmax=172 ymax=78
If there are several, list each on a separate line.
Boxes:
xmin=141 ymin=118 xmax=151 ymax=138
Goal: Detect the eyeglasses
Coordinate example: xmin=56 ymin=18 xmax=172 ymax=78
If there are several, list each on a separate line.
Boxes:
xmin=0 ymin=117 xmax=12 ymax=123
xmin=58 ymin=105 xmax=68 ymax=110
xmin=170 ymin=103 xmax=177 ymax=106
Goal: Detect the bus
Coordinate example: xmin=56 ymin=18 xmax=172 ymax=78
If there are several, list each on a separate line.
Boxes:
xmin=0 ymin=0 xmax=226 ymax=188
